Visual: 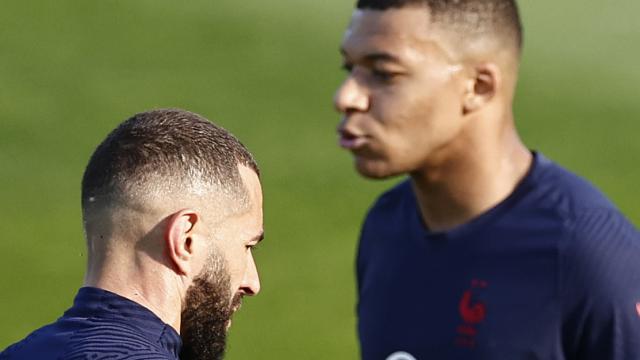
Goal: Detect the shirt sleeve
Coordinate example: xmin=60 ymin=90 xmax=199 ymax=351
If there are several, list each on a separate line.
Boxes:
xmin=561 ymin=208 xmax=640 ymax=359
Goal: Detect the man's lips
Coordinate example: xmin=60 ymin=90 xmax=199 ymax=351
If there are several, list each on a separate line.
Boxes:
xmin=338 ymin=129 xmax=368 ymax=150
xmin=226 ymin=300 xmax=243 ymax=330
xmin=231 ymin=297 xmax=243 ymax=314
xmin=231 ymin=304 xmax=241 ymax=314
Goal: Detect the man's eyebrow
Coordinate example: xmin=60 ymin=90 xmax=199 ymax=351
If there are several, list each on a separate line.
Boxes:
xmin=363 ymin=52 xmax=402 ymax=63
xmin=340 ymin=48 xmax=402 ymax=64
xmin=252 ymin=231 xmax=264 ymax=244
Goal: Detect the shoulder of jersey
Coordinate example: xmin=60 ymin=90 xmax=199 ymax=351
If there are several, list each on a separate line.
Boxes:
xmin=533 ymin=157 xmax=620 ymax=216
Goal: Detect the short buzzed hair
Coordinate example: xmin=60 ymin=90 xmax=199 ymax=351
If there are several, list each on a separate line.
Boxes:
xmin=81 ymin=109 xmax=259 ymax=218
xmin=356 ymin=0 xmax=523 ymax=53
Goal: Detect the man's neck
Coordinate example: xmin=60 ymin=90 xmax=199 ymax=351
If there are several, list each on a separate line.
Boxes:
xmin=84 ymin=258 xmax=184 ymax=332
xmin=409 ymin=125 xmax=532 ymax=233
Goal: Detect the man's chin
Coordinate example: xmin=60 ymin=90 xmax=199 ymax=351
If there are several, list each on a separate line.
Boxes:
xmin=180 ymin=261 xmax=234 ymax=360
xmin=355 ymin=158 xmax=401 ymax=180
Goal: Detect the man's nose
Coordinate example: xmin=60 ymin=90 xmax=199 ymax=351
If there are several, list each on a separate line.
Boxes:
xmin=334 ymin=77 xmax=369 ymax=114
xmin=240 ymin=253 xmax=261 ymax=296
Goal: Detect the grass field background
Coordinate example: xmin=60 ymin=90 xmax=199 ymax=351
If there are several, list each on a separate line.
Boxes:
xmin=1 ymin=1 xmax=638 ymax=358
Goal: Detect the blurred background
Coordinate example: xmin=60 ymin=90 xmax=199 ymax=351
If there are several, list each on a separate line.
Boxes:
xmin=1 ymin=1 xmax=638 ymax=358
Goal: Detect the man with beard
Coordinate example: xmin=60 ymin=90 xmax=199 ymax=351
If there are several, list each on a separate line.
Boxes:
xmin=1 ymin=109 xmax=264 ymax=360
xmin=334 ymin=0 xmax=640 ymax=359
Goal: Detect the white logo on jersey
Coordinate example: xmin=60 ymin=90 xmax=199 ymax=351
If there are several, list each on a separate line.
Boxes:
xmin=386 ymin=351 xmax=417 ymax=360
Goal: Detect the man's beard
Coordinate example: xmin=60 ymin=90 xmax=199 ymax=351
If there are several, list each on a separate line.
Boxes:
xmin=180 ymin=254 xmax=241 ymax=360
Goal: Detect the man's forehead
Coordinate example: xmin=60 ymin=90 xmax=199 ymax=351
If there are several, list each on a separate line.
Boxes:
xmin=341 ymin=7 xmax=447 ymax=61
xmin=237 ymin=164 xmax=263 ymax=226
xmin=345 ymin=8 xmax=433 ymax=44
xmin=238 ymin=164 xmax=262 ymax=208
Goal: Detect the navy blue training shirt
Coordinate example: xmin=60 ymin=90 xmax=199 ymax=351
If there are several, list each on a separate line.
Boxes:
xmin=357 ymin=153 xmax=640 ymax=360
xmin=1 ymin=287 xmax=181 ymax=359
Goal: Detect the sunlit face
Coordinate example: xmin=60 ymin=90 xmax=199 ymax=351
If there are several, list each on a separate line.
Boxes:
xmin=180 ymin=165 xmax=263 ymax=360
xmin=212 ymin=165 xmax=264 ymax=307
xmin=335 ymin=7 xmax=469 ymax=179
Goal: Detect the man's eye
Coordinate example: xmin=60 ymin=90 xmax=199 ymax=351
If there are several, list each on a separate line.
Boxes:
xmin=341 ymin=63 xmax=354 ymax=73
xmin=371 ymin=69 xmax=395 ymax=81
xmin=246 ymin=244 xmax=259 ymax=251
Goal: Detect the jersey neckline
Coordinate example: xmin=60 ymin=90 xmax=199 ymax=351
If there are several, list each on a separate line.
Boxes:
xmin=410 ymin=151 xmax=546 ymax=241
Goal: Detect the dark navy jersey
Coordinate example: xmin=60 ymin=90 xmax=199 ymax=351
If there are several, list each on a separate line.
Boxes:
xmin=357 ymin=153 xmax=640 ymax=360
xmin=1 ymin=287 xmax=181 ymax=360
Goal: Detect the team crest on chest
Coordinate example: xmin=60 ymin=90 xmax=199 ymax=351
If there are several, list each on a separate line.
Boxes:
xmin=456 ymin=279 xmax=488 ymax=348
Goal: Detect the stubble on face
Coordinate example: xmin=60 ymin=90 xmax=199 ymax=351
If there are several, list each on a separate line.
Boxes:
xmin=180 ymin=253 xmax=242 ymax=360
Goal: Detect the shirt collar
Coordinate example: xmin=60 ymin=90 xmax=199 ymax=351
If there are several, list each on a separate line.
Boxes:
xmin=63 ymin=287 xmax=182 ymax=357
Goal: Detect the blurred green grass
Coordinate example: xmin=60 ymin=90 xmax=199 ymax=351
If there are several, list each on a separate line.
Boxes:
xmin=0 ymin=1 xmax=638 ymax=358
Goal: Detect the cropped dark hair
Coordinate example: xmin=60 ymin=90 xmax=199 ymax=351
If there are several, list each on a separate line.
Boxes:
xmin=81 ymin=109 xmax=259 ymax=213
xmin=356 ymin=0 xmax=523 ymax=52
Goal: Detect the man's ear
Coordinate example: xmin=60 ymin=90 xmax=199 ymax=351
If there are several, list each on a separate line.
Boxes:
xmin=165 ymin=209 xmax=200 ymax=276
xmin=462 ymin=63 xmax=500 ymax=115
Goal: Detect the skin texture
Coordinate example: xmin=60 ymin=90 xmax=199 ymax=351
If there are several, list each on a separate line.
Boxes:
xmin=335 ymin=7 xmax=531 ymax=231
xmin=83 ymin=164 xmax=263 ymax=357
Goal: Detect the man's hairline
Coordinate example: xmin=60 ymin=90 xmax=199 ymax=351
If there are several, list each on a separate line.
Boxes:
xmin=349 ymin=4 xmax=522 ymax=64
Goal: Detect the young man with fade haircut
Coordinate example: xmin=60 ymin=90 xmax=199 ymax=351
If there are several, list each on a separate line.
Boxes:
xmin=1 ymin=109 xmax=264 ymax=360
xmin=334 ymin=0 xmax=640 ymax=359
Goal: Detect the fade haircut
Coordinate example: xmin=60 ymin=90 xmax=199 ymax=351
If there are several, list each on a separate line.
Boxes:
xmin=81 ymin=109 xmax=259 ymax=219
xmin=356 ymin=0 xmax=523 ymax=54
